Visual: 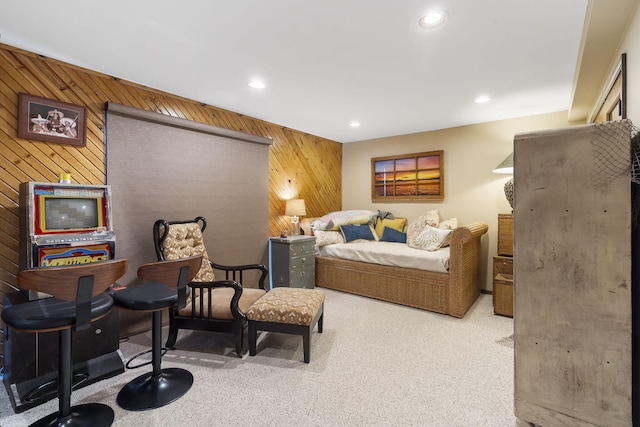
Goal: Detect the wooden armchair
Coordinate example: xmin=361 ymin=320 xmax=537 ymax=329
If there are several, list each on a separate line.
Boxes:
xmin=153 ymin=217 xmax=268 ymax=356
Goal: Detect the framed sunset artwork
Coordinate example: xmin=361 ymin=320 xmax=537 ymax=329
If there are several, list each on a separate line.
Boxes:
xmin=371 ymin=150 xmax=444 ymax=201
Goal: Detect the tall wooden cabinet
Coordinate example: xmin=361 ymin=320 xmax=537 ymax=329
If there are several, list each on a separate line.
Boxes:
xmin=513 ymin=121 xmax=637 ymax=426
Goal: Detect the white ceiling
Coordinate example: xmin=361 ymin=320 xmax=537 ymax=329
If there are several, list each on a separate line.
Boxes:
xmin=0 ymin=0 xmax=589 ymax=143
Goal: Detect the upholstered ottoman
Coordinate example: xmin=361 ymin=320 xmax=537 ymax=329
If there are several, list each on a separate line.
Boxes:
xmin=246 ymin=287 xmax=324 ymax=363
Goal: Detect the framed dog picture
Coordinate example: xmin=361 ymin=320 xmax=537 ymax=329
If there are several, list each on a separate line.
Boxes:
xmin=18 ymin=93 xmax=87 ymax=147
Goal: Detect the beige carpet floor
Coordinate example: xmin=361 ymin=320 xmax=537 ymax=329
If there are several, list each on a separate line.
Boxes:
xmin=0 ymin=290 xmax=515 ymax=426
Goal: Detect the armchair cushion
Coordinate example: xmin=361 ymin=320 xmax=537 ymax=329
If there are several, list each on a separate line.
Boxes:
xmin=178 ymin=288 xmax=266 ymax=320
xmin=162 ymin=222 xmax=215 ymax=282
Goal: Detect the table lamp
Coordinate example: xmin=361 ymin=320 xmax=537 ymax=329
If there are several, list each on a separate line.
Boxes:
xmin=285 ymin=199 xmax=306 ymax=235
xmin=493 ymin=153 xmax=514 ymax=209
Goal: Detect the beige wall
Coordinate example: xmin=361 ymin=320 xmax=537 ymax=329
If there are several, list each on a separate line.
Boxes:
xmin=342 ymin=111 xmax=576 ymax=292
xmin=341 ymin=0 xmax=640 ymax=293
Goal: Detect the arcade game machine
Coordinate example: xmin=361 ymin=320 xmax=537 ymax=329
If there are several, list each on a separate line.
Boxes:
xmin=2 ymin=182 xmax=124 ymax=412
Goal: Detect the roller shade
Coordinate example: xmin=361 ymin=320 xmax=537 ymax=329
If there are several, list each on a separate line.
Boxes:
xmin=105 ymin=102 xmax=271 ymax=289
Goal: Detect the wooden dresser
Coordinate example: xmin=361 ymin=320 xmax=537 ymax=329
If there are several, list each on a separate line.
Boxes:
xmin=493 ymin=213 xmax=513 ymax=317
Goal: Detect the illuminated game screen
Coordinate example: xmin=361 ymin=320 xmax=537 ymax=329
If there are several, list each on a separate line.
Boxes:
xmin=44 ymin=197 xmax=100 ymax=231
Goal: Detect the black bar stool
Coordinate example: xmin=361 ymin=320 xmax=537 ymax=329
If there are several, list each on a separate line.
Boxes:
xmin=1 ymin=259 xmax=128 ymax=427
xmin=112 ymin=255 xmax=202 ymax=411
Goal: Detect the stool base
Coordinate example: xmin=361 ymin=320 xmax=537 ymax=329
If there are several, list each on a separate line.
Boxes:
xmin=30 ymin=403 xmax=114 ymax=427
xmin=116 ymin=368 xmax=193 ymax=411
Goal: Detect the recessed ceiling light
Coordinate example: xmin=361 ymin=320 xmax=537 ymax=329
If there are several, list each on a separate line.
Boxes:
xmin=248 ymin=80 xmax=266 ymax=89
xmin=474 ymin=96 xmax=491 ymax=104
xmin=349 ymin=121 xmax=361 ymax=127
xmin=418 ymin=10 xmax=448 ymax=29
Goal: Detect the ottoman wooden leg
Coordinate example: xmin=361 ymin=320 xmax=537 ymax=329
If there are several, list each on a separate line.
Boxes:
xmin=303 ymin=327 xmax=311 ymax=363
xmin=303 ymin=305 xmax=324 ymax=363
xmin=318 ymin=306 xmax=324 ymax=333
xmin=248 ymin=321 xmax=257 ymax=356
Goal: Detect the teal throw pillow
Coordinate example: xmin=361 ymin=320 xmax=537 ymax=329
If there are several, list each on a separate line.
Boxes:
xmin=340 ymin=224 xmax=376 ymax=243
xmin=380 ymin=226 xmax=407 ymax=243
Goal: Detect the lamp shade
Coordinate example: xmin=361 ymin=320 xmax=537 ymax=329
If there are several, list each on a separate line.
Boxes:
xmin=493 ymin=152 xmax=513 ymax=174
xmin=285 ymin=199 xmax=306 ymax=217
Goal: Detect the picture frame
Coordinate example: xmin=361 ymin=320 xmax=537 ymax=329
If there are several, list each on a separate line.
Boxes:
xmin=17 ymin=93 xmax=87 ymax=147
xmin=371 ymin=150 xmax=444 ymax=201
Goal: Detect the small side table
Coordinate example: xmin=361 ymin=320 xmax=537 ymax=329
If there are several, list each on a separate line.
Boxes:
xmin=494 ymin=213 xmax=514 ymax=317
xmin=269 ymin=235 xmax=316 ymax=289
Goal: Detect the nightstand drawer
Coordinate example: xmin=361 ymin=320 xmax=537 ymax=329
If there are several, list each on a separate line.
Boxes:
xmin=290 ymin=242 xmax=315 ymax=258
xmin=493 ymin=279 xmax=513 ymax=317
xmin=290 ymin=253 xmax=314 ymax=269
xmin=289 ymin=265 xmax=315 ymax=289
xmin=493 ymin=256 xmax=513 ymax=281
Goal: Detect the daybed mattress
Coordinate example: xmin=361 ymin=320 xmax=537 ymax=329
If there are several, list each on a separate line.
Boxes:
xmin=317 ymin=241 xmax=449 ymax=273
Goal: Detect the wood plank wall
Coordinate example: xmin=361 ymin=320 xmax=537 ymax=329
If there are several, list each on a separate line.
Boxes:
xmin=0 ymin=44 xmax=342 ymax=367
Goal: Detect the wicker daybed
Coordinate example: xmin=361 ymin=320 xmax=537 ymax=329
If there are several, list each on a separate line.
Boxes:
xmin=314 ymin=221 xmax=488 ymax=318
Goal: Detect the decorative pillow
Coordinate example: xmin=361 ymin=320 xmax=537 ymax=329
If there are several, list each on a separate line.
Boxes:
xmin=421 ymin=209 xmax=441 ymax=227
xmin=162 ymin=222 xmax=214 ymax=303
xmin=311 ymin=210 xmax=377 ymax=231
xmin=375 ymin=217 xmax=407 ymax=238
xmin=163 ymin=223 xmax=214 ymax=282
xmin=406 ymin=209 xmax=440 ymax=244
xmin=300 ymin=217 xmax=318 ymax=236
xmin=407 ymin=224 xmax=452 ymax=251
xmin=438 ymin=218 xmax=458 ymax=230
xmin=380 ymin=226 xmax=407 ymax=243
xmin=340 ymin=224 xmax=376 ymax=243
xmin=376 ymin=210 xmax=395 ymax=220
xmin=313 ymin=229 xmax=345 ymax=246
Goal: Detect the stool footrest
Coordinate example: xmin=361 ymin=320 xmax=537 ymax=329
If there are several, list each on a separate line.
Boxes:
xmin=125 ymin=347 xmax=168 ymax=370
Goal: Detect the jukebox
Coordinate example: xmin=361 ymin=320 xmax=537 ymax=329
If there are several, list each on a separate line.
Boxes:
xmin=2 ymin=182 xmax=124 ymax=412
xmin=19 ymin=182 xmax=117 ymax=297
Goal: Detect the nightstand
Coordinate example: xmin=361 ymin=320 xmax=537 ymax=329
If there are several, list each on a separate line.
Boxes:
xmin=494 ymin=213 xmax=513 ymax=317
xmin=493 ymin=255 xmax=513 ymax=317
xmin=269 ymin=235 xmax=316 ymax=289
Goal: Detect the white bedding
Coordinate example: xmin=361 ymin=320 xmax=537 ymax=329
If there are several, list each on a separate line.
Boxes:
xmin=317 ymin=241 xmax=449 ymax=273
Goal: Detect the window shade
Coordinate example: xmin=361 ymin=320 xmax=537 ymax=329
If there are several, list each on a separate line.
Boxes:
xmin=105 ymin=102 xmax=272 ymax=289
